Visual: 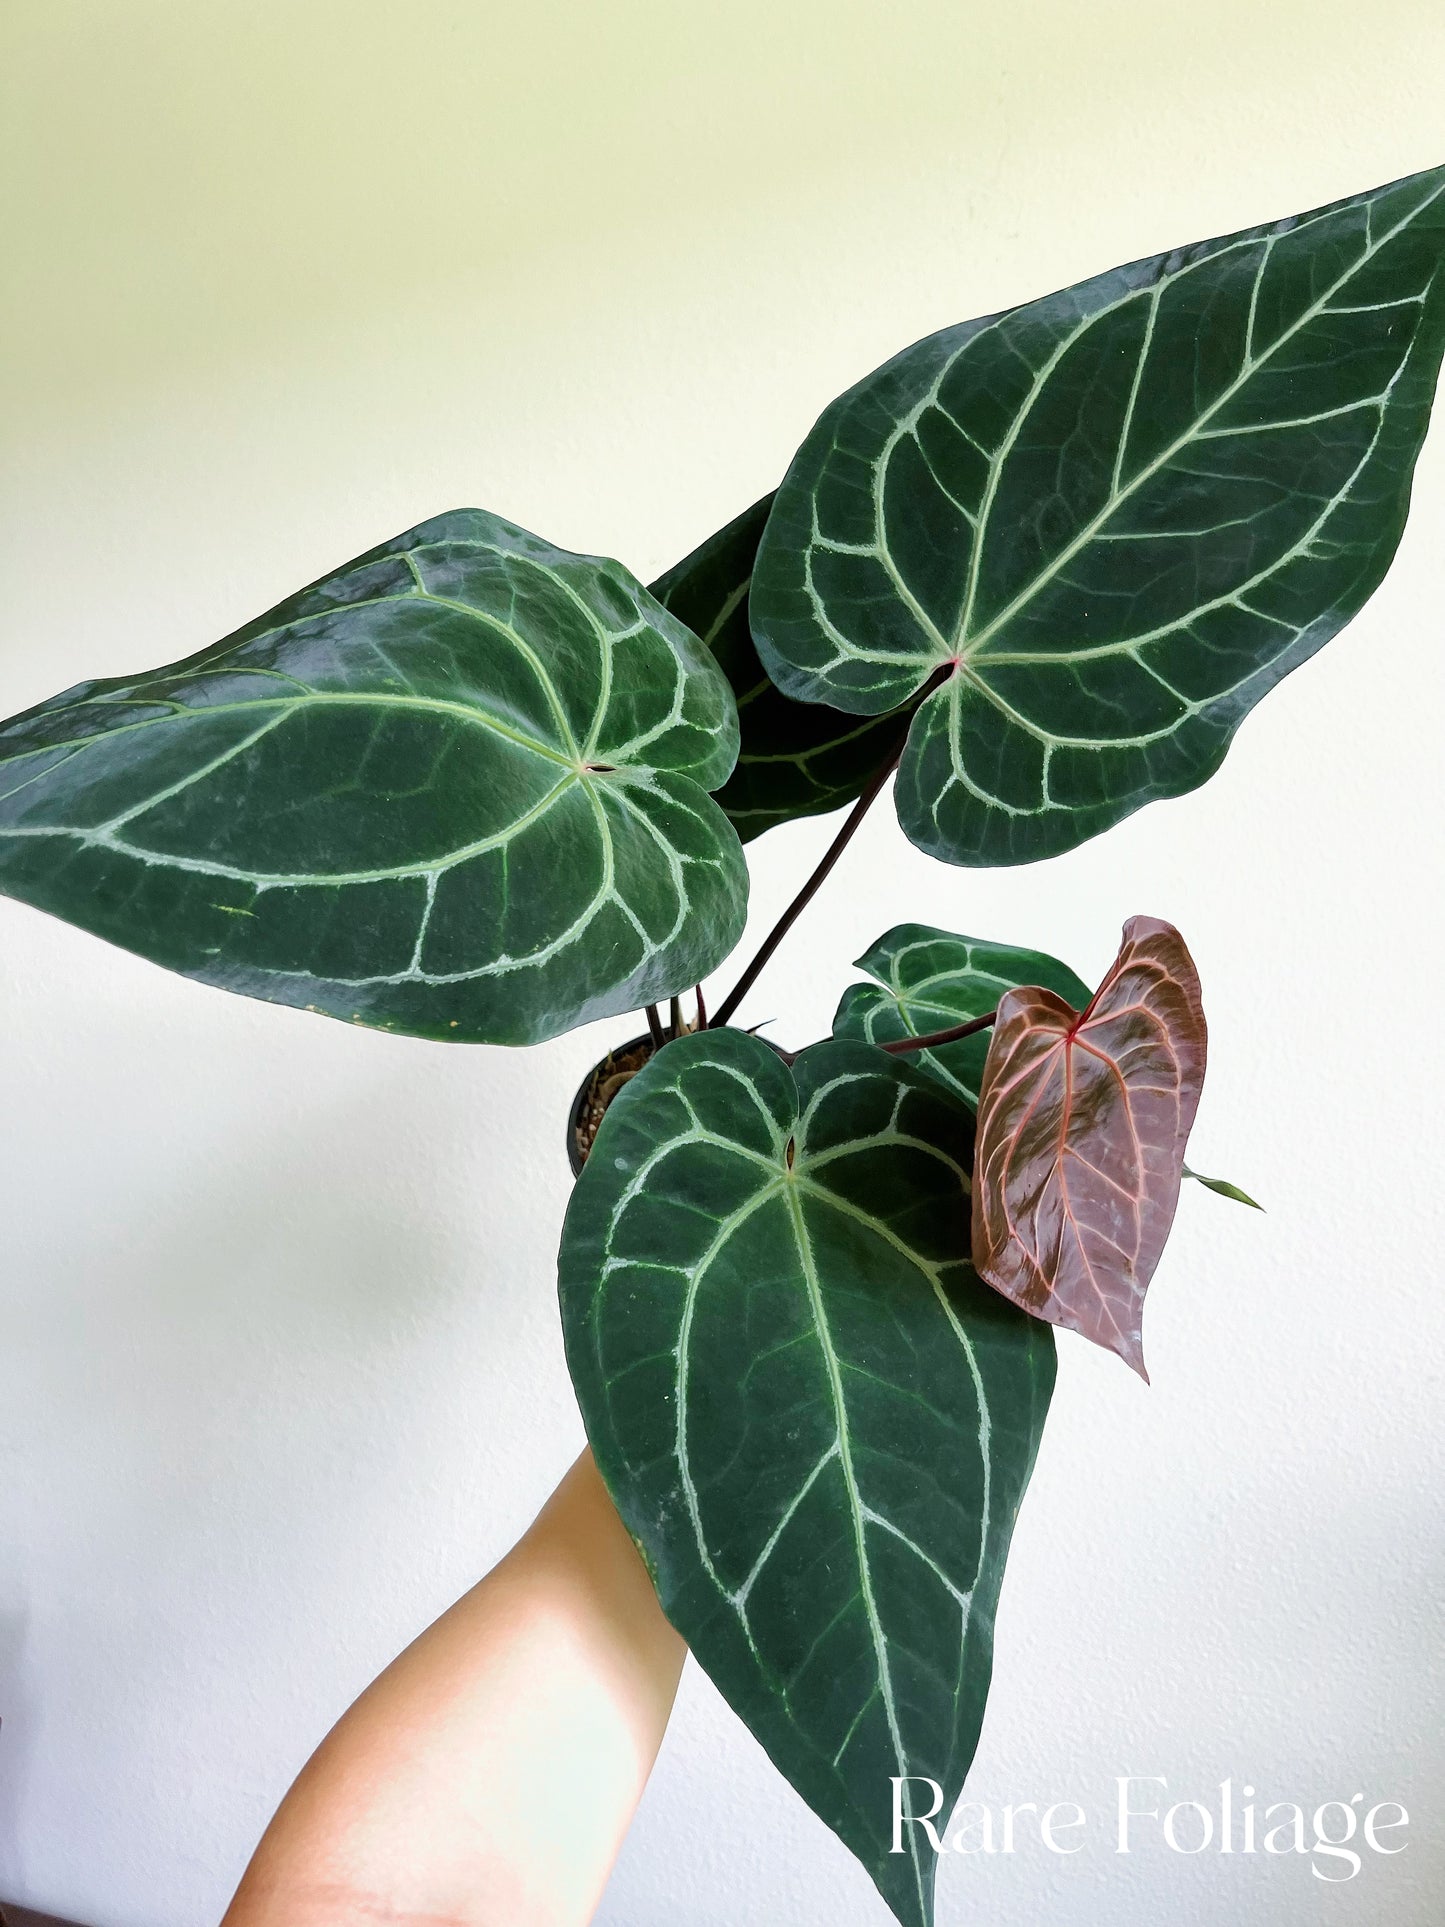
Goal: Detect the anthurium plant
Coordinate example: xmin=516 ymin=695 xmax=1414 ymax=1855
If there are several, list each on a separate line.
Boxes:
xmin=4 ymin=165 xmax=1443 ymax=1927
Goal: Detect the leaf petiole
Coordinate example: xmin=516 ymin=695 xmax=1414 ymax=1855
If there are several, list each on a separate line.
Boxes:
xmin=876 ymin=1010 xmax=998 ymax=1055
xmin=708 ymin=667 xmax=953 ymax=1030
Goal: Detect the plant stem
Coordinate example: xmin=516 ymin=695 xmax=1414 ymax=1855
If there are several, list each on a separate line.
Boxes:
xmin=693 ymin=983 xmax=707 ymax=1030
xmin=669 ymin=995 xmax=683 ymax=1040
xmin=708 ymin=687 xmax=941 ymax=1030
xmin=708 ymin=774 xmax=891 ymax=1027
xmin=775 ymin=1008 xmax=998 ymax=1068
xmin=877 ymin=1010 xmax=997 ymax=1055
xmin=645 ymin=1004 xmax=666 ymax=1049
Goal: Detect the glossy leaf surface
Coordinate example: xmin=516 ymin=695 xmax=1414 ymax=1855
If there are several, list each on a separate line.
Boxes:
xmin=560 ymin=1028 xmax=1054 ymax=1927
xmin=0 ymin=510 xmax=748 ymax=1044
xmin=752 ymin=166 xmax=1445 ymax=865
xmin=972 ymin=917 xmax=1206 ymax=1377
xmin=834 ymin=923 xmax=1090 ymax=1108
xmin=651 ymin=497 xmax=908 ymax=839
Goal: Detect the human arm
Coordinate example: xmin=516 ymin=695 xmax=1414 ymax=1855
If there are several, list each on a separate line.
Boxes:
xmin=220 ymin=1448 xmax=686 ymax=1927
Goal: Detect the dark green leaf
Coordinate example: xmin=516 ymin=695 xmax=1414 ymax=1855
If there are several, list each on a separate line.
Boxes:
xmin=834 ymin=923 xmax=1090 ymax=1107
xmin=0 ymin=510 xmax=749 ymax=1044
xmin=651 ymin=497 xmax=909 ymax=840
xmin=1184 ymin=1165 xmax=1264 ymax=1210
xmin=752 ymin=165 xmax=1445 ymax=865
xmin=560 ymin=1027 xmax=1054 ymax=1927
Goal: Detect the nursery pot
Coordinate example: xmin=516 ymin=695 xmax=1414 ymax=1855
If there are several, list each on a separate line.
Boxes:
xmin=567 ymin=1028 xmax=790 ymax=1176
xmin=567 ymin=1032 xmax=660 ymax=1176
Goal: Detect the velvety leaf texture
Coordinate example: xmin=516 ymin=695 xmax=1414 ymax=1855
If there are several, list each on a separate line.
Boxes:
xmin=651 ymin=496 xmax=909 ymax=839
xmin=751 ymin=165 xmax=1445 ymax=865
xmin=834 ymin=923 xmax=1090 ymax=1108
xmin=971 ymin=917 xmax=1207 ymax=1378
xmin=0 ymin=510 xmax=748 ymax=1044
xmin=560 ymin=1028 xmax=1055 ymax=1927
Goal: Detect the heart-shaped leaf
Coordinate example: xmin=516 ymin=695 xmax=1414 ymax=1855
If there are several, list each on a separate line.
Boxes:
xmin=651 ymin=497 xmax=910 ymax=840
xmin=560 ymin=1027 xmax=1055 ymax=1927
xmin=834 ymin=923 xmax=1090 ymax=1108
xmin=751 ymin=165 xmax=1445 ymax=865
xmin=0 ymin=510 xmax=749 ymax=1045
xmin=971 ymin=916 xmax=1207 ymax=1378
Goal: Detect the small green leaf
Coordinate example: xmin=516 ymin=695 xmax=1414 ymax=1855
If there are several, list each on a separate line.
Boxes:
xmin=0 ymin=510 xmax=749 ymax=1044
xmin=752 ymin=165 xmax=1445 ymax=865
xmin=1184 ymin=1165 xmax=1264 ymax=1210
xmin=651 ymin=497 xmax=909 ymax=840
xmin=560 ymin=1027 xmax=1054 ymax=1927
xmin=834 ymin=923 xmax=1090 ymax=1107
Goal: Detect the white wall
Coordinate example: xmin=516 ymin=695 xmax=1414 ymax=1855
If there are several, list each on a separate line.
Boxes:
xmin=2 ymin=4 xmax=1442 ymax=1923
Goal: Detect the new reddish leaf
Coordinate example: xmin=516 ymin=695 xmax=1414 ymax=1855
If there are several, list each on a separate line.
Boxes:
xmin=970 ymin=917 xmax=1207 ymax=1379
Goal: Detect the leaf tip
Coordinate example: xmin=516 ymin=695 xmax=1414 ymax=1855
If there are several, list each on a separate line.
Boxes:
xmin=1103 ymin=1324 xmax=1151 ymax=1383
xmin=1184 ymin=1166 xmax=1265 ymax=1211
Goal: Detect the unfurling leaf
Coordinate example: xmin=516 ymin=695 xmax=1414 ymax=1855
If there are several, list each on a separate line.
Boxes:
xmin=833 ymin=922 xmax=1090 ymax=1108
xmin=651 ymin=497 xmax=909 ymax=839
xmin=971 ymin=916 xmax=1207 ymax=1378
xmin=560 ymin=1028 xmax=1054 ymax=1927
xmin=0 ymin=510 xmax=749 ymax=1045
xmin=1184 ymin=1165 xmax=1264 ymax=1210
xmin=751 ymin=165 xmax=1445 ymax=866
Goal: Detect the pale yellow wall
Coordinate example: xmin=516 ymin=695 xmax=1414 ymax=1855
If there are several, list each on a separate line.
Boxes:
xmin=7 ymin=2 xmax=1445 ymax=406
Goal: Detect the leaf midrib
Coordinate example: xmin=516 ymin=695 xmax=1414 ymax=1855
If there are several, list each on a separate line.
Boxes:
xmin=0 ymin=686 xmax=582 ymax=776
xmin=781 ymin=1175 xmax=929 ymax=1925
xmin=639 ymin=1096 xmax=980 ymax=1827
xmin=841 ymin=177 xmax=1443 ymax=703
xmin=954 ymin=178 xmax=1445 ymax=664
